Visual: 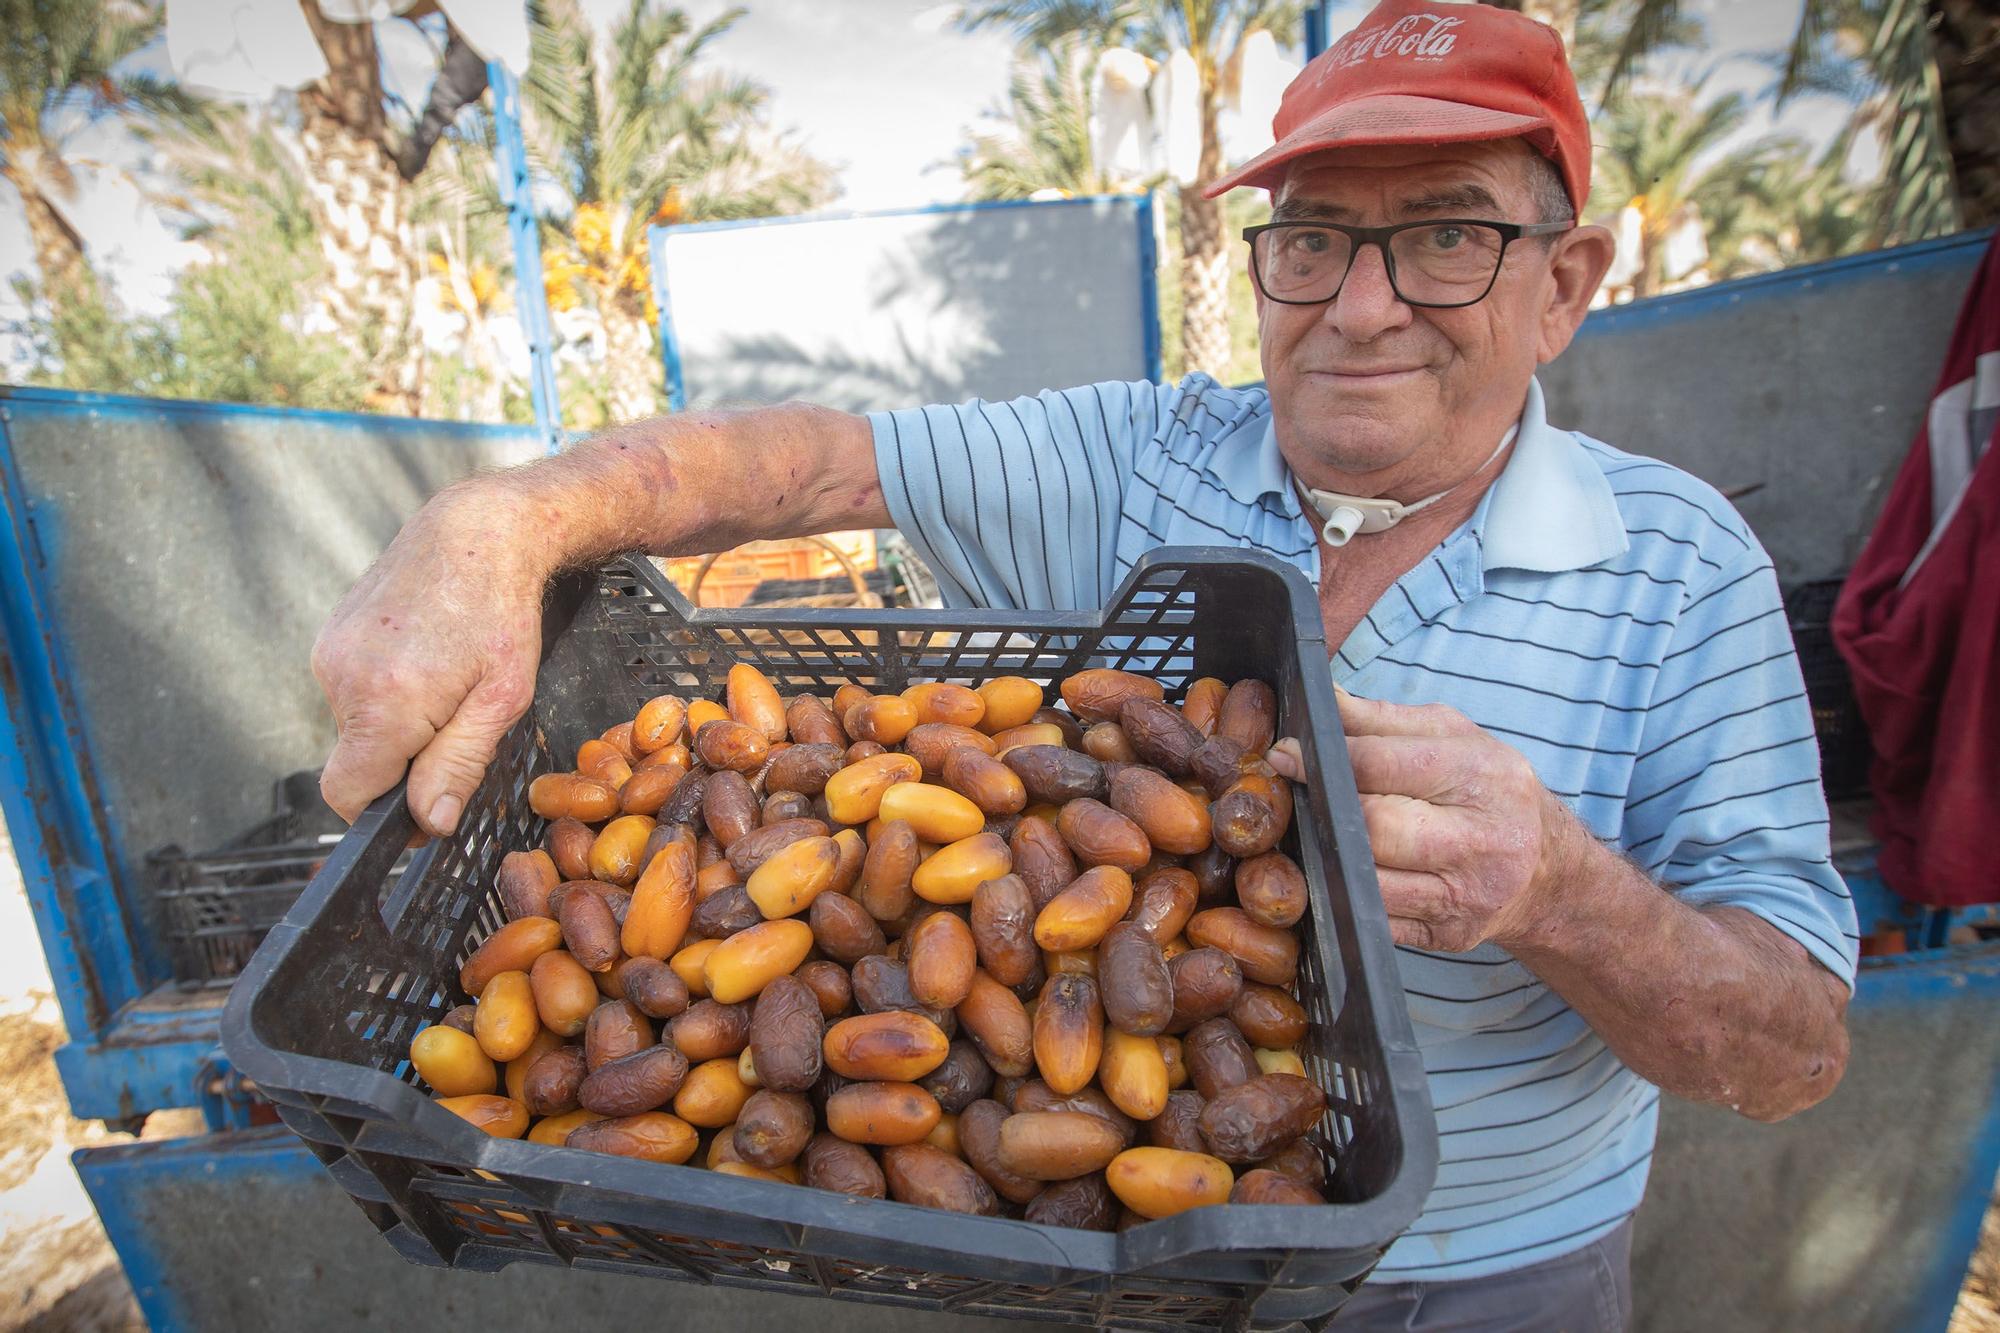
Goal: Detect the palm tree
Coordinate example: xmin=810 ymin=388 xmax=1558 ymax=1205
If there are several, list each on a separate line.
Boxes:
xmin=957 ymin=1 xmax=1305 ymax=377
xmin=521 ymin=0 xmax=836 ymax=422
xmin=1503 ymin=0 xmax=1984 ymax=232
xmin=963 ymin=39 xmax=1111 ymax=200
xmin=1690 ymin=129 xmax=1873 ymax=279
xmin=293 ymin=0 xmax=429 ymax=414
xmin=0 ymin=0 xmax=201 ymax=296
xmin=1591 ymin=86 xmax=1750 ymax=297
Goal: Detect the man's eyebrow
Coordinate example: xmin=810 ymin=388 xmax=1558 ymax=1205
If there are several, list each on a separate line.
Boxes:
xmin=1399 ymin=183 xmax=1502 ymax=215
xmin=1269 ymin=182 xmax=1505 ymax=225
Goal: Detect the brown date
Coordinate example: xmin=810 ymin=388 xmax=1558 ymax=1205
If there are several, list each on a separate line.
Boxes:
xmin=794 ymin=960 xmax=853 ymax=1019
xmin=565 ymin=1111 xmax=697 ymax=1164
xmin=1003 ymin=746 xmax=1107 ymax=805
xmin=787 ymin=695 xmax=847 ymax=747
xmin=1060 ymin=668 xmax=1164 ymax=724
xmin=1256 ymin=1138 xmax=1327 ymax=1186
xmin=546 ymin=818 xmax=595 ymax=883
xmin=701 ymin=769 xmax=760 ymax=847
xmin=584 ymin=999 xmax=654 ymax=1072
xmin=881 ymin=1142 xmax=998 ymax=1214
xmin=1168 ymin=947 xmax=1244 ymax=1029
xmin=747 ymin=975 xmax=824 ymax=1094
xmin=1128 ymin=867 xmax=1199 ymax=944
xmin=919 ymin=1038 xmax=995 ymax=1114
xmin=1180 ymin=678 xmax=1228 ymax=737
xmin=1034 ymin=865 xmax=1134 ymax=952
xmin=1230 ymin=1168 xmax=1323 ymax=1205
xmin=579 ymin=1044 xmax=689 ymax=1116
xmin=1184 ymin=1017 xmax=1259 ymax=1100
xmin=969 ymin=874 xmax=1038 ymax=985
xmin=1120 ymin=697 xmax=1204 ymax=777
xmin=726 ymin=818 xmax=831 ymax=876
xmin=956 ymin=1099 xmax=1044 ymax=1204
xmin=1148 ymin=1090 xmax=1209 ymax=1153
xmin=1229 ymin=983 xmax=1309 ymax=1050
xmin=1190 ymin=734 xmax=1256 ymax=800
xmin=1211 ymin=773 xmax=1292 ymax=860
xmin=659 ymin=768 xmax=710 ymax=827
xmin=1026 ymin=1173 xmax=1117 ymax=1230
xmin=826 ymin=1082 xmax=942 ymax=1146
xmin=1216 ymin=678 xmax=1277 ymax=753
xmin=906 ymin=910 xmax=978 ymax=1009
xmin=1108 ymin=767 xmax=1212 ymax=856
xmin=1098 ymin=923 xmax=1173 ymax=1036
xmin=1081 ymin=722 xmax=1138 ymax=763
xmin=1009 ymin=816 xmax=1078 ymax=910
xmin=669 ymin=999 xmax=750 ymax=1062
xmin=734 ymin=1089 xmax=816 ymax=1167
xmin=1198 ymin=1073 xmax=1327 ymax=1163
xmin=521 ymin=1045 xmax=587 ymax=1117
xmin=801 ymin=1132 xmax=886 ymax=1198
xmin=997 ymin=1110 xmax=1126 ymax=1181
xmin=762 ymin=791 xmax=815 ymax=825
xmin=1235 ymin=851 xmax=1308 ymax=929
xmin=559 ymin=889 xmax=620 ymax=973
xmin=1057 ymin=798 xmax=1151 ymax=873
xmin=497 ymin=850 xmax=559 ymax=921
xmin=1013 ymin=1081 xmax=1138 ymax=1147
xmin=940 ymin=746 xmax=1027 ymax=816
xmin=955 ymin=969 xmax=1034 ymax=1078
xmin=824 ymin=1011 xmax=951 ymax=1082
xmin=809 ymin=891 xmax=887 ymax=964
xmin=902 ymin=722 xmax=996 ymax=778
xmin=440 ymin=1004 xmax=478 ymax=1035
xmin=1032 ymin=974 xmax=1104 ymax=1096
xmin=614 ymin=956 xmax=690 ymax=1021
xmin=1186 ymin=908 xmax=1300 ymax=986
xmin=690 ymin=884 xmax=762 ymax=940
xmin=857 ymin=819 xmax=919 ymax=922
xmin=1188 ymin=843 xmax=1236 ymax=906
xmin=693 ymin=719 xmax=770 ymax=774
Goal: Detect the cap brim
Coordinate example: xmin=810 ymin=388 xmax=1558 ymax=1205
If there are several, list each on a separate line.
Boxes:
xmin=1204 ymin=93 xmax=1551 ymax=199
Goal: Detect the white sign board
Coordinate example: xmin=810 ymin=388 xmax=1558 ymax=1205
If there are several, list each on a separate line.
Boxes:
xmin=650 ymin=195 xmax=1161 ymax=415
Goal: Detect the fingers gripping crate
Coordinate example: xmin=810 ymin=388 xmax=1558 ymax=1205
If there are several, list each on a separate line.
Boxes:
xmin=221 ymin=548 xmax=1436 ymax=1330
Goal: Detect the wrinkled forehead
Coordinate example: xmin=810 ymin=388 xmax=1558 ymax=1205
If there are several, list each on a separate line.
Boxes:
xmin=1274 ymin=139 xmax=1540 ymax=217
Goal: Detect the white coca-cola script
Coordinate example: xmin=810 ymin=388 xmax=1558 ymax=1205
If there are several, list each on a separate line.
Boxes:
xmin=1322 ymin=13 xmax=1463 ymax=73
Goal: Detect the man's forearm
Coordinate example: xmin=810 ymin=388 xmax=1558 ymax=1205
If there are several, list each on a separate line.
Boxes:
xmin=439 ymin=403 xmax=891 ymax=581
xmin=1503 ymin=815 xmax=1849 ymax=1121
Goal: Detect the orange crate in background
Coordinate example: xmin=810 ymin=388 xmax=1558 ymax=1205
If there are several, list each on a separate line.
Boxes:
xmin=664 ymin=531 xmax=878 ymax=608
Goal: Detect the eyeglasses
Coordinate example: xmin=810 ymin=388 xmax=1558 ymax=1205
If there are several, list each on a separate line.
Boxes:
xmin=1242 ymin=219 xmax=1574 ymax=309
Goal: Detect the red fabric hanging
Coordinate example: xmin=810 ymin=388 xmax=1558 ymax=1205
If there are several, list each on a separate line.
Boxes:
xmin=1832 ymin=231 xmax=2000 ymax=907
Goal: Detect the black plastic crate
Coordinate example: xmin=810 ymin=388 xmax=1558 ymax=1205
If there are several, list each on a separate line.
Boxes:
xmin=150 ymin=773 xmax=357 ymax=983
xmin=1785 ymin=579 xmax=1871 ymax=802
xmin=221 ymin=547 xmax=1435 ymax=1330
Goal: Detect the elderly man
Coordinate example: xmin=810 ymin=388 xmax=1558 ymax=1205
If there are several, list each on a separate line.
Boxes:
xmin=311 ymin=2 xmax=1855 ymax=1326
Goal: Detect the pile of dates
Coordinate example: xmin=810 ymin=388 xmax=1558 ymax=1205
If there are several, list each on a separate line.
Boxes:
xmin=410 ymin=664 xmax=1331 ymax=1224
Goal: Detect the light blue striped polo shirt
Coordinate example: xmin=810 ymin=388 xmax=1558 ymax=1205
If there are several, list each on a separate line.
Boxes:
xmin=869 ymin=371 xmax=1858 ymax=1282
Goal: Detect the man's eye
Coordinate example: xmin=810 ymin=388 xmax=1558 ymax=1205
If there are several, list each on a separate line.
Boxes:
xmin=1428 ymin=226 xmax=1466 ymax=251
xmin=1286 ymin=230 xmax=1329 ymax=255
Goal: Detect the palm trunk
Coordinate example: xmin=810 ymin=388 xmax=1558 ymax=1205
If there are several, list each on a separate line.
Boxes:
xmin=1928 ymin=0 xmax=2000 ymax=228
xmin=296 ymin=0 xmax=423 ymax=415
xmin=1179 ymin=85 xmax=1231 ymax=378
xmin=16 ymin=182 xmax=89 ymax=297
xmin=602 ymin=300 xmax=664 ymax=424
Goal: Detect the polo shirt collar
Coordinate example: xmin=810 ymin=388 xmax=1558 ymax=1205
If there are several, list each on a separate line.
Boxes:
xmin=1215 ymin=379 xmax=1628 ymax=572
xmin=1476 ymin=378 xmax=1629 ymax=573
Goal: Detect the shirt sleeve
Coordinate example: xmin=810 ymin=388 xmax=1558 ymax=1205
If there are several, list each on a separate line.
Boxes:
xmin=868 ymin=380 xmax=1175 ymax=612
xmin=1617 ymin=545 xmax=1861 ymax=987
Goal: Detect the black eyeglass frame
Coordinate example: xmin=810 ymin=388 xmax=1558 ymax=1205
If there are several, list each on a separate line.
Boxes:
xmin=1241 ymin=218 xmax=1575 ymax=309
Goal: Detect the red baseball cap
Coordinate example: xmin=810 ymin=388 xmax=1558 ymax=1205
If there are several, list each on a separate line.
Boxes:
xmin=1204 ymin=0 xmax=1590 ymax=212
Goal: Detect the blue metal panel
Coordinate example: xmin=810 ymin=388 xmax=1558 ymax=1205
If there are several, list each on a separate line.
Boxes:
xmin=76 ymin=1127 xmax=325 ymax=1333
xmin=489 ymin=61 xmax=564 ymax=454
xmin=0 ymin=383 xmax=542 ymax=439
xmin=0 ymin=404 xmax=147 ymax=1041
xmin=648 ymin=224 xmax=688 ymax=413
xmin=1581 ymin=226 xmax=1994 ymax=336
xmin=1137 ymin=191 xmax=1163 ymax=383
xmin=1305 ymin=1 xmax=1333 ymax=60
xmin=656 ymin=191 xmax=1152 ymax=238
xmin=1852 ymin=944 xmax=2000 ymax=1331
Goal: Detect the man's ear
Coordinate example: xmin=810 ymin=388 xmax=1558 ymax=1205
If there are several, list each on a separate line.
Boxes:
xmin=1537 ymin=224 xmax=1615 ymax=364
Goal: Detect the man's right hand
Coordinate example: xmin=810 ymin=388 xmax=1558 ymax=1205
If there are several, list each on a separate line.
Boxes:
xmin=311 ymin=482 xmax=548 ymax=838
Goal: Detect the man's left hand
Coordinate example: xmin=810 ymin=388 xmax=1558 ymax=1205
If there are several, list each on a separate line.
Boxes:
xmin=1276 ymin=690 xmax=1587 ymax=952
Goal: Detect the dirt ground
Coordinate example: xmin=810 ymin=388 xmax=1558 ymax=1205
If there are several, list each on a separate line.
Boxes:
xmin=0 ymin=812 xmax=1995 ymax=1331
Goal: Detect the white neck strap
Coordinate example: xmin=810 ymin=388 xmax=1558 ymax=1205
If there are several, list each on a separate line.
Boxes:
xmin=1305 ymin=426 xmax=1518 ymax=547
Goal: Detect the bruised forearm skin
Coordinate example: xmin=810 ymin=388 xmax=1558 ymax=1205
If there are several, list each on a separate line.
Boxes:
xmin=1503 ymin=814 xmax=1850 ymax=1122
xmin=438 ymin=403 xmax=891 ymax=584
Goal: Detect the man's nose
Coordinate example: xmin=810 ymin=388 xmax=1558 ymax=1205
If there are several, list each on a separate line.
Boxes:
xmin=1324 ymin=242 xmax=1411 ymax=342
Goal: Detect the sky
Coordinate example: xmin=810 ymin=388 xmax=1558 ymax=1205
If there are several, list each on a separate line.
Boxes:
xmin=0 ymin=0 xmax=1871 ymax=351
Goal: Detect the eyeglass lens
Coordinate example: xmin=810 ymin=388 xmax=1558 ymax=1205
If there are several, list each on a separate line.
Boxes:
xmin=1254 ymin=224 xmax=1509 ymax=305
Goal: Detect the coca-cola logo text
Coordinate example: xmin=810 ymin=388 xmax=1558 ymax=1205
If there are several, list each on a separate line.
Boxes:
xmin=1318 ymin=14 xmax=1463 ymax=77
